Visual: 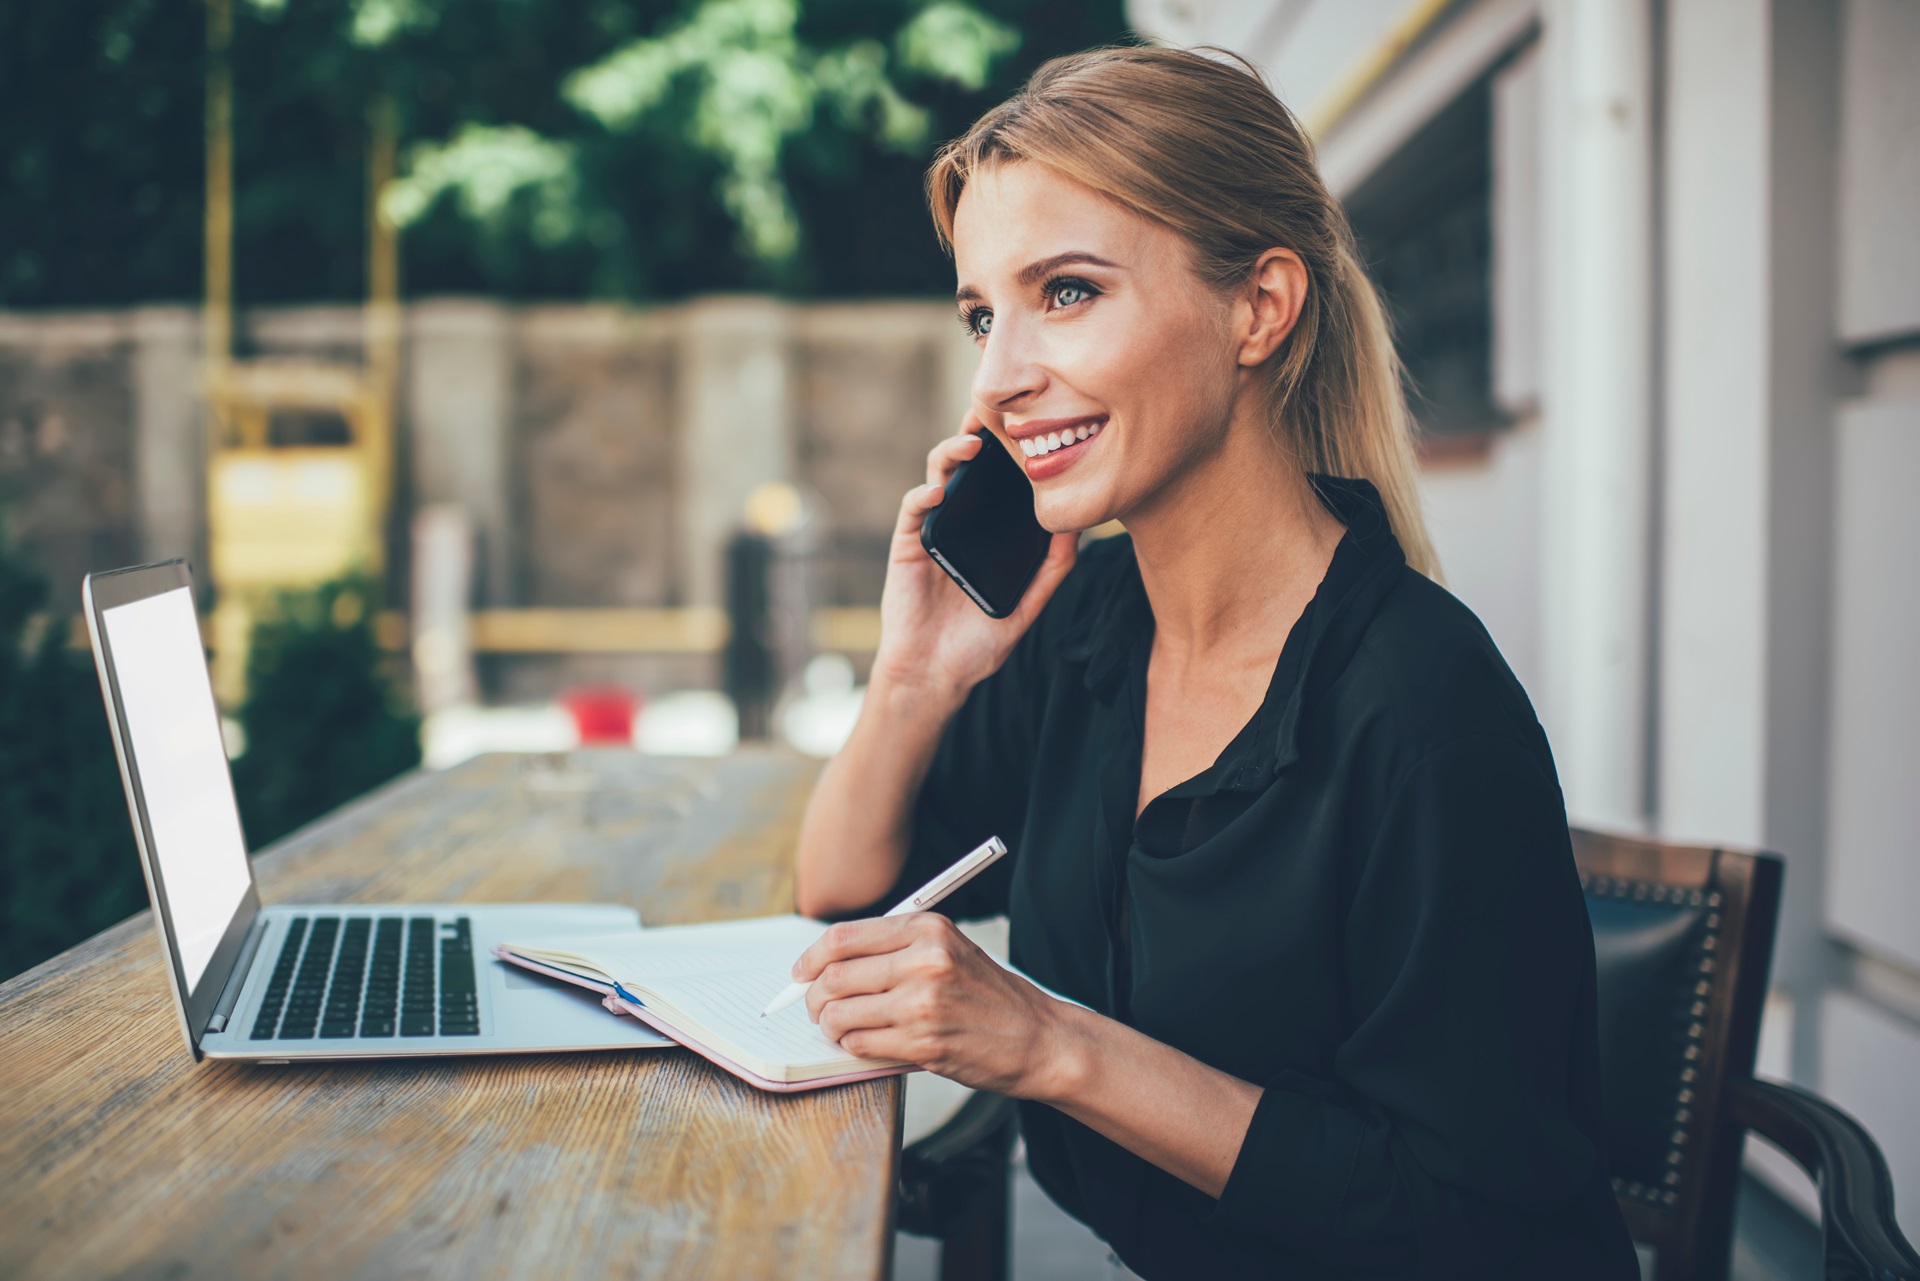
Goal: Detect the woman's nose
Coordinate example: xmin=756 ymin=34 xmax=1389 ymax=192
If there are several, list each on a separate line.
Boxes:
xmin=971 ymin=323 xmax=1048 ymax=413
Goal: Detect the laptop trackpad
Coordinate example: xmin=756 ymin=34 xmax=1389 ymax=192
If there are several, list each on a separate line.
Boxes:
xmin=487 ymin=955 xmax=672 ymax=1048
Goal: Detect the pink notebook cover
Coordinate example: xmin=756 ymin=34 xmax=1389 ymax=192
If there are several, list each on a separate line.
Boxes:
xmin=492 ymin=946 xmax=916 ymax=1094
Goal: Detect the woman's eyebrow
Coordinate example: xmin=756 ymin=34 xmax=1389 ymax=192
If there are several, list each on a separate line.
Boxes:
xmin=1016 ymin=251 xmax=1119 ymax=285
xmin=954 ymin=251 xmax=1124 ymax=306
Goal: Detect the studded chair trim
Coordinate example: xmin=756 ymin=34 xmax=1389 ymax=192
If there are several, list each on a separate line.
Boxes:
xmin=1583 ymin=872 xmax=1724 ymax=1211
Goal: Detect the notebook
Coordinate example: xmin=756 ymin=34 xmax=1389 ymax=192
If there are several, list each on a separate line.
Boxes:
xmin=493 ymin=915 xmax=916 ymax=1092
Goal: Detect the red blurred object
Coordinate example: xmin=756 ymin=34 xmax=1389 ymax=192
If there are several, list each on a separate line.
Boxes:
xmin=562 ymin=687 xmax=641 ymax=745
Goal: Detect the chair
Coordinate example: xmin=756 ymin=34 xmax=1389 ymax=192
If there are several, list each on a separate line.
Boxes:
xmin=1576 ymin=827 xmax=1920 ymax=1281
xmin=897 ymin=1088 xmax=1017 ymax=1281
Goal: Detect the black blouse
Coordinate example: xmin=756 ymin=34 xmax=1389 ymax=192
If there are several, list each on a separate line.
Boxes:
xmin=865 ymin=477 xmax=1638 ymax=1280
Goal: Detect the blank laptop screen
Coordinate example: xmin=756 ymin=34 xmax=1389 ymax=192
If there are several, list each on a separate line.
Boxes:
xmin=102 ymin=586 xmax=252 ymax=993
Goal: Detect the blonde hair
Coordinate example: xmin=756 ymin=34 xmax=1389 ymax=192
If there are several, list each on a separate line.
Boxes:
xmin=926 ymin=45 xmax=1439 ymax=579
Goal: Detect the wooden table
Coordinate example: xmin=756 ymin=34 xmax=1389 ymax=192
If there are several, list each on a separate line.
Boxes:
xmin=0 ymin=750 xmax=902 ymax=1280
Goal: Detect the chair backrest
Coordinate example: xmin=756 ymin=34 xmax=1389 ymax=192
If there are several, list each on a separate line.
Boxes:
xmin=1573 ymin=828 xmax=1784 ymax=1281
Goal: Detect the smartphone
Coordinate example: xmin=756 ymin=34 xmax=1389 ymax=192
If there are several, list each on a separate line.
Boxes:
xmin=919 ymin=431 xmax=1053 ymax=619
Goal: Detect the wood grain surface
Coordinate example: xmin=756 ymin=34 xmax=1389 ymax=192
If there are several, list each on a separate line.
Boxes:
xmin=0 ymin=749 xmax=903 ymax=1281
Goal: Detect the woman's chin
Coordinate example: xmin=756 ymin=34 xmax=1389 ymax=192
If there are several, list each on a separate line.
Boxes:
xmin=1034 ymin=489 xmax=1117 ymax=536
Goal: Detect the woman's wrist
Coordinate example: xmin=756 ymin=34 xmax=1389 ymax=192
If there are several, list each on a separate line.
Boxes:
xmin=866 ymin=662 xmax=972 ymax=725
xmin=1020 ymin=998 xmax=1101 ymax=1105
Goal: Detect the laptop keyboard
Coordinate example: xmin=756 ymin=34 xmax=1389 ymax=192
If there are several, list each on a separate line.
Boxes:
xmin=249 ymin=915 xmax=480 ymax=1040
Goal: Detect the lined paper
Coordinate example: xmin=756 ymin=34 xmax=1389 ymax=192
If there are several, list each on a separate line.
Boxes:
xmin=638 ymin=967 xmax=890 ymax=1078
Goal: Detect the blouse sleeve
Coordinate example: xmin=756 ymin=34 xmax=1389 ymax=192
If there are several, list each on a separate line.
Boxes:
xmin=827 ymin=625 xmax=1046 ymax=924
xmin=1210 ymin=734 xmax=1609 ymax=1272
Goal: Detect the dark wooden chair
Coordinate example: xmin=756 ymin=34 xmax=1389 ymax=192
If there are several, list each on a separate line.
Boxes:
xmin=1575 ymin=827 xmax=1920 ymax=1281
xmin=897 ymin=1088 xmax=1018 ymax=1281
xmin=900 ymin=829 xmax=1920 ymax=1281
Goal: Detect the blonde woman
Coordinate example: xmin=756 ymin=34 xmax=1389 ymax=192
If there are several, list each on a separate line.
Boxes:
xmin=790 ymin=47 xmax=1635 ymax=1280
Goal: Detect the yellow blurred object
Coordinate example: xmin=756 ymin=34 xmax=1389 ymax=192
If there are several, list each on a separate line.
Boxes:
xmin=468 ymin=607 xmax=730 ymax=654
xmin=810 ymin=607 xmax=883 ymax=653
xmin=208 ymin=448 xmax=378 ymax=588
xmin=201 ymin=0 xmax=401 ymax=705
xmin=744 ymin=482 xmax=805 ymax=538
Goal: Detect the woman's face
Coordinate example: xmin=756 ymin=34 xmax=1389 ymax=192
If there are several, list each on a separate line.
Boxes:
xmin=950 ymin=161 xmax=1245 ymax=533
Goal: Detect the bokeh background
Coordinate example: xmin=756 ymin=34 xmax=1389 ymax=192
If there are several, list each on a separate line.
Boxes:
xmin=3 ymin=1 xmax=1917 ymax=1275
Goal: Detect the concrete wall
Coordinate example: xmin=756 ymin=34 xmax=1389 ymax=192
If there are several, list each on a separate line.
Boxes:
xmin=0 ymin=312 xmax=144 ymax=613
xmin=0 ymin=296 xmax=973 ymax=697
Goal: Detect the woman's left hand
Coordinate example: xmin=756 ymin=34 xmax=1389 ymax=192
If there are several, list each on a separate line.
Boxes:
xmin=796 ymin=913 xmax=1077 ymax=1099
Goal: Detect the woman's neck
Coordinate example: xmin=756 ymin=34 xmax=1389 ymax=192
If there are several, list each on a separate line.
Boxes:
xmin=1122 ymin=416 xmax=1344 ymax=663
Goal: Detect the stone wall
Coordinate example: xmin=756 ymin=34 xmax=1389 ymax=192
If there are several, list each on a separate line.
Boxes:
xmin=0 ymin=313 xmax=143 ymax=613
xmin=0 ymin=297 xmax=974 ymax=692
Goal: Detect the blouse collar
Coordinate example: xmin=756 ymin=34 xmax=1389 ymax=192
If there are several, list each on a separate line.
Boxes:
xmin=1063 ymin=474 xmax=1410 ymax=787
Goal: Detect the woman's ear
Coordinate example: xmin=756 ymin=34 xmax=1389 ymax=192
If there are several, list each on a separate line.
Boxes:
xmin=1235 ymin=248 xmax=1309 ymax=368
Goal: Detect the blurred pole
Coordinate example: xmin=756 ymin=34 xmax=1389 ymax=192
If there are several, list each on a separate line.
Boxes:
xmin=745 ymin=481 xmax=823 ymax=717
xmin=411 ymin=505 xmax=476 ymax=716
xmin=725 ymin=531 xmax=776 ymax=741
xmin=203 ymin=0 xmax=236 ymax=701
xmin=202 ymin=0 xmax=232 ymax=433
xmin=364 ymin=93 xmax=400 ymax=537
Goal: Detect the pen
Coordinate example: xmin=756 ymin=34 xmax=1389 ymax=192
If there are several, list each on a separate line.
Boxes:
xmin=759 ymin=835 xmax=1010 ymax=1017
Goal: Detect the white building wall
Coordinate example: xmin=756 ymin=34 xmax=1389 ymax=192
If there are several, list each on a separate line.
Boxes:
xmin=1827 ymin=0 xmax=1920 ymax=978
xmin=1836 ymin=0 xmax=1920 ymax=345
xmin=1533 ymin=0 xmax=1656 ymax=832
xmin=1657 ymin=0 xmax=1776 ymax=854
xmin=1418 ymin=425 xmax=1544 ymax=698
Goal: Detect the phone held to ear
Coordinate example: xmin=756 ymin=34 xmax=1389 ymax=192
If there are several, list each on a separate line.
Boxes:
xmin=919 ymin=431 xmax=1054 ymax=619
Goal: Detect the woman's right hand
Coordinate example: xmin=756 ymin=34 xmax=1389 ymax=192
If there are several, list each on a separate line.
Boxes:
xmin=869 ymin=417 xmax=1080 ymax=712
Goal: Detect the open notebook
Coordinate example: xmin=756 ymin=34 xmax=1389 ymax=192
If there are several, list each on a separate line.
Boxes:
xmin=493 ymin=915 xmax=915 ymax=1092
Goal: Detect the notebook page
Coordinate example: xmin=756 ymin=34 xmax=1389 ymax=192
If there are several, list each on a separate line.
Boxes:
xmin=503 ymin=915 xmax=826 ymax=985
xmin=633 ymin=966 xmax=908 ymax=1081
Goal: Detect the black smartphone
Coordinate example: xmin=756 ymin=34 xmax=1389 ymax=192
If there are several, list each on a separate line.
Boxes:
xmin=919 ymin=431 xmax=1053 ymax=619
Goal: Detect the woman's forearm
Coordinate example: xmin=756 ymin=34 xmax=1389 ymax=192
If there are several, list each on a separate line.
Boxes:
xmin=793 ymin=675 xmax=962 ymax=918
xmin=1032 ymin=1002 xmax=1261 ymax=1200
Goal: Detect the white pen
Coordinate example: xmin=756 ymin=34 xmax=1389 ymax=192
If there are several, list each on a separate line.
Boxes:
xmin=759 ymin=835 xmax=1010 ymax=1017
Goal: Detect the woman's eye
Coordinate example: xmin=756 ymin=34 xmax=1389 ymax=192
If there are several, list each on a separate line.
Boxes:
xmin=960 ymin=307 xmax=993 ymax=338
xmin=1046 ymin=277 xmax=1099 ymax=311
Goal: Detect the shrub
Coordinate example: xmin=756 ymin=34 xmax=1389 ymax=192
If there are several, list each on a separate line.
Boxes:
xmin=0 ymin=528 xmax=143 ymax=981
xmin=230 ymin=578 xmax=422 ymax=850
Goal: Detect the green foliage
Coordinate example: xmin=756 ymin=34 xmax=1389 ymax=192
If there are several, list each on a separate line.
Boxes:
xmin=547 ymin=0 xmax=1011 ymax=263
xmin=230 ymin=578 xmax=422 ymax=850
xmin=0 ymin=0 xmax=1129 ymax=307
xmin=0 ymin=523 xmax=143 ymax=982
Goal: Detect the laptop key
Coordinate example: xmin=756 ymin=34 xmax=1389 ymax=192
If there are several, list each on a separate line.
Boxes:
xmin=324 ymin=918 xmax=371 ymax=1033
xmin=435 ymin=916 xmax=482 ymax=1036
xmin=250 ymin=917 xmax=310 ymax=1039
xmin=279 ymin=918 xmax=339 ymax=1038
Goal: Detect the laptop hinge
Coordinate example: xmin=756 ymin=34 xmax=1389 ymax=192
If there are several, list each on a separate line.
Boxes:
xmin=205 ymin=916 xmax=267 ymax=1035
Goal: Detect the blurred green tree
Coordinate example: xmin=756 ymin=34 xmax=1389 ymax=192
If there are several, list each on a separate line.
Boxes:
xmin=0 ymin=521 xmax=143 ymax=982
xmin=0 ymin=0 xmax=1128 ymax=308
xmin=230 ymin=577 xmax=422 ymax=849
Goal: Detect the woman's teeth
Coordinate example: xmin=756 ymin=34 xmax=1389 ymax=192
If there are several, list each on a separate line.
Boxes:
xmin=1018 ymin=421 xmax=1103 ymax=457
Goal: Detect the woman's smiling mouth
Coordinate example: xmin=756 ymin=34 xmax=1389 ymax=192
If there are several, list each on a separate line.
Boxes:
xmin=1012 ymin=417 xmax=1105 ymax=479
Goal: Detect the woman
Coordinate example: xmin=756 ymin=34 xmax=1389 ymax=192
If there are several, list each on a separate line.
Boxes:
xmin=790 ymin=46 xmax=1636 ymax=1280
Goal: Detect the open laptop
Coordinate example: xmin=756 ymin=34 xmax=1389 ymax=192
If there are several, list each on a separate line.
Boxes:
xmin=84 ymin=559 xmax=671 ymax=1063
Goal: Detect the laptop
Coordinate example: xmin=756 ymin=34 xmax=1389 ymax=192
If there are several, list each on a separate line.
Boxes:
xmin=84 ymin=559 xmax=672 ymax=1063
